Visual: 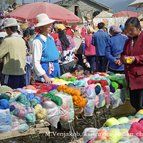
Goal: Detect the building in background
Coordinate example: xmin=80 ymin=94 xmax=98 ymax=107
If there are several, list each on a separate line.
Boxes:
xmin=55 ymin=0 xmax=111 ymax=19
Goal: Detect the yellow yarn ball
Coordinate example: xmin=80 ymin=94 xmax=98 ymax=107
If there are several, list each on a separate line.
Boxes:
xmin=36 ymin=108 xmax=47 ymax=120
xmin=137 ymin=109 xmax=143 ymax=114
xmin=35 ymin=104 xmax=42 ymax=113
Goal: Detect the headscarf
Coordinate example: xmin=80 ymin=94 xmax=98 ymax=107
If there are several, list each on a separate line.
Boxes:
xmin=110 ymin=26 xmax=122 ymax=34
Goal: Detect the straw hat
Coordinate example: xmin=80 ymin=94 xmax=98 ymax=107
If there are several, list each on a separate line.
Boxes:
xmin=3 ymin=18 xmax=18 ymax=28
xmin=55 ymin=24 xmax=66 ymax=30
xmin=35 ymin=13 xmax=55 ymax=27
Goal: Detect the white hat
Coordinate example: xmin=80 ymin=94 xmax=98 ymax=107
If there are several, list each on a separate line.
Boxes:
xmin=35 ymin=13 xmax=55 ymax=27
xmin=3 ymin=18 xmax=18 ymax=28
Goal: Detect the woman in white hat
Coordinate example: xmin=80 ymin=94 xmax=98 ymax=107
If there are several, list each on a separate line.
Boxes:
xmin=32 ymin=13 xmax=60 ymax=83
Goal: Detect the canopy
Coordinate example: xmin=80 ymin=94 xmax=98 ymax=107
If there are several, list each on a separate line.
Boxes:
xmin=112 ymin=11 xmax=140 ymax=17
xmin=9 ymin=2 xmax=81 ymax=23
xmin=96 ymin=11 xmax=113 ymax=18
xmin=129 ymin=0 xmax=143 ymax=8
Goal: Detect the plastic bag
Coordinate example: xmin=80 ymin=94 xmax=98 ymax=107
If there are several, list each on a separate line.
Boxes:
xmin=55 ymin=92 xmax=74 ymax=122
xmin=43 ymin=100 xmax=60 ymax=128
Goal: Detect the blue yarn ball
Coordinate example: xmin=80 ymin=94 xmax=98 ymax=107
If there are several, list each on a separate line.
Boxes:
xmin=95 ymin=85 xmax=101 ymax=95
xmin=0 ymin=99 xmax=10 ymax=109
xmin=10 ymin=105 xmax=16 ymax=112
xmin=110 ymin=84 xmax=115 ymax=93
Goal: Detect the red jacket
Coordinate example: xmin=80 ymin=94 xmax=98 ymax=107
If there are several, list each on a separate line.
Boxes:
xmin=121 ymin=32 xmax=143 ymax=90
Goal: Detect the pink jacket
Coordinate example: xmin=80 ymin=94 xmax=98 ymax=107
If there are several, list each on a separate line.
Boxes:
xmin=84 ymin=34 xmax=96 ymax=56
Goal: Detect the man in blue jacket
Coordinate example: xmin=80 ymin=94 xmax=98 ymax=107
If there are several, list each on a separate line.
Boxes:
xmin=92 ymin=22 xmax=110 ymax=72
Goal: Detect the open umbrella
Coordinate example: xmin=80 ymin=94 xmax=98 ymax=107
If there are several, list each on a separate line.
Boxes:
xmin=9 ymin=2 xmax=81 ymax=23
xmin=129 ymin=0 xmax=143 ymax=8
xmin=112 ymin=11 xmax=140 ymax=17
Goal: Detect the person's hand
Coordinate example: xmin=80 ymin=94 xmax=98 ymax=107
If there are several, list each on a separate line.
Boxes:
xmin=124 ymin=56 xmax=135 ymax=64
xmin=43 ymin=74 xmax=52 ymax=84
xmin=114 ymin=59 xmax=122 ymax=66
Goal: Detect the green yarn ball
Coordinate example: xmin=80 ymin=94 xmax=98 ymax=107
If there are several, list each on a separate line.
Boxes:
xmin=111 ymin=82 xmax=119 ymax=90
xmin=118 ymin=117 xmax=129 ymax=124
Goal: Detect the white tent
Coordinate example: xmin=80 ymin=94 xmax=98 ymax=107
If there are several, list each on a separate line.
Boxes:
xmin=129 ymin=0 xmax=143 ymax=8
xmin=96 ymin=11 xmax=113 ymax=18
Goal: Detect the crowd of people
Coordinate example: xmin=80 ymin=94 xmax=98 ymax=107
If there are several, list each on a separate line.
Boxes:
xmin=0 ymin=13 xmax=143 ymax=111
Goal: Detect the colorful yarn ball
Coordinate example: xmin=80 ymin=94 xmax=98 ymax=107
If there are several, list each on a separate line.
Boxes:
xmin=10 ymin=105 xmax=16 ymax=112
xmin=95 ymin=85 xmax=101 ymax=95
xmin=0 ymin=99 xmax=10 ymax=109
xmin=25 ymin=113 xmax=36 ymax=124
xmin=109 ymin=129 xmax=122 ymax=143
xmin=111 ymin=82 xmax=119 ymax=90
xmin=104 ymin=117 xmax=119 ymax=127
xmin=118 ymin=117 xmax=129 ymax=124
xmin=110 ymin=84 xmax=115 ymax=93
xmin=0 ymin=94 xmax=10 ymax=101
xmin=137 ymin=109 xmax=143 ymax=114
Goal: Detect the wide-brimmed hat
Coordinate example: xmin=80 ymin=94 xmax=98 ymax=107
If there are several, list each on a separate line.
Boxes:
xmin=55 ymin=24 xmax=66 ymax=30
xmin=3 ymin=18 xmax=18 ymax=28
xmin=35 ymin=13 xmax=55 ymax=27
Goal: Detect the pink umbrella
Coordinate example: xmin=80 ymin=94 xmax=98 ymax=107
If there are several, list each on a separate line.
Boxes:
xmin=9 ymin=2 xmax=81 ymax=23
xmin=112 ymin=11 xmax=140 ymax=17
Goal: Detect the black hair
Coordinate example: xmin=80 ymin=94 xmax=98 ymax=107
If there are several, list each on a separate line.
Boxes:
xmin=6 ymin=26 xmax=18 ymax=32
xmin=70 ymin=64 xmax=84 ymax=73
xmin=23 ymin=28 xmax=34 ymax=38
xmin=125 ymin=17 xmax=141 ymax=31
xmin=58 ymin=30 xmax=70 ymax=50
xmin=97 ymin=22 xmax=105 ymax=29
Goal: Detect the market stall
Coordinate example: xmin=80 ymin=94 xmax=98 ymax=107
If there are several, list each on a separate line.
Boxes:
xmin=0 ymin=73 xmax=129 ymax=142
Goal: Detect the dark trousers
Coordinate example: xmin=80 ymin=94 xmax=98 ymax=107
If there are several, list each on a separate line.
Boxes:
xmin=96 ymin=56 xmax=108 ymax=72
xmin=1 ymin=74 xmax=26 ymax=89
xmin=86 ymin=56 xmax=96 ymax=73
xmin=109 ymin=68 xmax=124 ymax=74
xmin=129 ymin=89 xmax=143 ymax=112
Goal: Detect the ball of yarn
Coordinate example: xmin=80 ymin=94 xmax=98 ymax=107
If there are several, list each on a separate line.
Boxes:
xmin=0 ymin=99 xmax=10 ymax=109
xmin=110 ymin=84 xmax=115 ymax=93
xmin=104 ymin=117 xmax=119 ymax=127
xmin=111 ymin=82 xmax=119 ymax=91
xmin=120 ymin=128 xmax=130 ymax=137
xmin=83 ymin=128 xmax=98 ymax=143
xmin=135 ymin=113 xmax=143 ymax=119
xmin=0 ymin=86 xmax=13 ymax=93
xmin=10 ymin=105 xmax=16 ymax=112
xmin=118 ymin=117 xmax=129 ymax=124
xmin=25 ymin=113 xmax=36 ymax=124
xmin=95 ymin=85 xmax=101 ymax=95
xmin=18 ymin=123 xmax=29 ymax=133
xmin=97 ymin=129 xmax=109 ymax=140
xmin=109 ymin=129 xmax=122 ymax=143
xmin=36 ymin=108 xmax=47 ymax=120
xmin=129 ymin=118 xmax=140 ymax=124
xmin=0 ymin=94 xmax=10 ymax=101
xmin=35 ymin=104 xmax=42 ymax=113
xmin=128 ymin=116 xmax=134 ymax=120
xmin=137 ymin=109 xmax=143 ymax=114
